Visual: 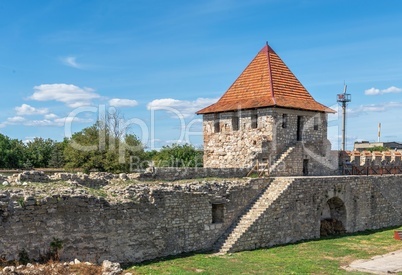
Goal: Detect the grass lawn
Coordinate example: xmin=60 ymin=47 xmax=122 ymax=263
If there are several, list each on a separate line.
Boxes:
xmin=126 ymin=226 xmax=402 ymax=274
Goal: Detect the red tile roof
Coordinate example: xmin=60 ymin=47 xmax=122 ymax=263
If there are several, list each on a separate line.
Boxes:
xmin=197 ymin=44 xmax=335 ymax=114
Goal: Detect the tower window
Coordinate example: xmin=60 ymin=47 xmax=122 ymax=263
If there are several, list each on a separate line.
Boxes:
xmin=282 ymin=114 xmax=288 ymax=128
xmin=314 ymin=117 xmax=319 ymax=130
xmin=232 ymin=115 xmax=239 ymax=131
xmin=251 ymin=112 xmax=258 ymax=129
xmin=214 ymin=114 xmax=220 ymax=133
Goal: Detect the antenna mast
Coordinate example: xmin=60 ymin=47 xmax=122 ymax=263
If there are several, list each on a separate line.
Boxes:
xmin=337 ymin=84 xmax=351 ymax=151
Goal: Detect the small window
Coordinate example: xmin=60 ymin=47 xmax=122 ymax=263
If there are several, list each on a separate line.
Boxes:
xmin=314 ymin=117 xmax=319 ymax=130
xmin=297 ymin=116 xmax=303 ymax=141
xmin=214 ymin=115 xmax=220 ymax=133
xmin=282 ymin=114 xmax=288 ymax=128
xmin=212 ymin=204 xmax=224 ymax=224
xmin=232 ymin=115 xmax=239 ymax=131
xmin=251 ymin=113 xmax=258 ymax=129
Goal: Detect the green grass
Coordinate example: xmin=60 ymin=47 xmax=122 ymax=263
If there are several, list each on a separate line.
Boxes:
xmin=127 ymin=226 xmax=402 ymax=275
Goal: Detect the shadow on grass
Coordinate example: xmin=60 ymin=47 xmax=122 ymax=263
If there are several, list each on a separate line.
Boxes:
xmin=125 ymin=225 xmax=402 ymax=269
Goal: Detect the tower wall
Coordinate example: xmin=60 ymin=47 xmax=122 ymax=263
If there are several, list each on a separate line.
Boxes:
xmin=202 ymin=107 xmax=331 ymax=172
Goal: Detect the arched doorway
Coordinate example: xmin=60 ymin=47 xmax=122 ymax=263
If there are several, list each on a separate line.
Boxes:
xmin=320 ymin=197 xmax=347 ymax=237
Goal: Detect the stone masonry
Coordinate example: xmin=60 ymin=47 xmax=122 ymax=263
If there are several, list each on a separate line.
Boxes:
xmin=202 ymin=107 xmax=334 ymax=176
xmin=1 ymin=175 xmax=402 ymax=264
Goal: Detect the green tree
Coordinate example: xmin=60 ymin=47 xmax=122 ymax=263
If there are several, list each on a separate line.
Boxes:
xmin=25 ymin=137 xmax=55 ymax=168
xmin=48 ymin=139 xmax=68 ymax=168
xmin=0 ymin=134 xmax=25 ymax=169
xmin=368 ymin=146 xmax=389 ymax=152
xmin=64 ymin=124 xmax=102 ymax=173
xmin=152 ymin=143 xmax=203 ymax=167
xmin=64 ymin=122 xmax=147 ymax=173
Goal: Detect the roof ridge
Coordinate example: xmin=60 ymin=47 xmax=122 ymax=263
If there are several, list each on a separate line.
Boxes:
xmin=266 ymin=42 xmax=276 ymax=105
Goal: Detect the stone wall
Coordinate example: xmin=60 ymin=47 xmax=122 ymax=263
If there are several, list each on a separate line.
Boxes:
xmin=0 ymin=178 xmax=268 ymax=264
xmin=274 ymin=109 xmax=328 ymax=157
xmin=1 ymin=175 xmax=402 ymax=264
xmin=139 ymin=167 xmax=249 ymax=181
xmin=202 ymin=107 xmax=331 ymax=172
xmin=202 ymin=109 xmax=275 ymax=168
xmin=270 ymin=142 xmax=337 ymax=176
xmin=226 ymin=175 xmax=402 ymax=252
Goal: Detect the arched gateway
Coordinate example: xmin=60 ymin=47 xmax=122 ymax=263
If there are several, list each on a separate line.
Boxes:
xmin=320 ymin=197 xmax=347 ymax=237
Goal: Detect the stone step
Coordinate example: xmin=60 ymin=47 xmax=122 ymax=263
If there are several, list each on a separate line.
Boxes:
xmin=216 ymin=177 xmax=294 ymax=253
xmin=269 ymin=147 xmax=295 ymax=173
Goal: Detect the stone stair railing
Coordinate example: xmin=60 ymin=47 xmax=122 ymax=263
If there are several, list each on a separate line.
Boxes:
xmin=214 ymin=177 xmax=294 ymax=254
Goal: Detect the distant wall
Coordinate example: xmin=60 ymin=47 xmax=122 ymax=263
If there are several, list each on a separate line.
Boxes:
xmin=347 ymin=150 xmax=401 ymax=166
xmin=139 ymin=167 xmax=249 ymax=181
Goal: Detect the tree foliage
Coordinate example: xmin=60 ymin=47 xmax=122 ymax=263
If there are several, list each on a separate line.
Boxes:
xmin=48 ymin=139 xmax=68 ymax=168
xmin=0 ymin=134 xmax=67 ymax=169
xmin=0 ymin=115 xmax=203 ymax=171
xmin=368 ymin=146 xmax=389 ymax=152
xmin=24 ymin=137 xmax=55 ymax=168
xmin=152 ymin=143 xmax=203 ymax=167
xmin=0 ymin=134 xmax=25 ymax=168
xmin=63 ymin=121 xmax=147 ymax=173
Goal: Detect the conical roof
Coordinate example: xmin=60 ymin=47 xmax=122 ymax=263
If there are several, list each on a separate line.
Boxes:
xmin=197 ymin=44 xmax=334 ymax=114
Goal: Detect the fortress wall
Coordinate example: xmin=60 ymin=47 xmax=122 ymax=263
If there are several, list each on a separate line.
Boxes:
xmin=230 ymin=175 xmax=402 ymax=252
xmin=0 ymin=179 xmax=268 ymax=264
xmin=1 ymin=175 xmax=402 ymax=264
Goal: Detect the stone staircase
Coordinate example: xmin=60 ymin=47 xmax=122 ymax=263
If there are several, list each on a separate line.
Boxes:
xmin=215 ymin=177 xmax=295 ymax=254
xmin=247 ymin=146 xmax=295 ymax=177
xmin=268 ymin=146 xmax=295 ymax=174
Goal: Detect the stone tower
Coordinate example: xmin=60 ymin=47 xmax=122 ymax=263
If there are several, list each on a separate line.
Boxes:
xmin=197 ymin=44 xmax=335 ymax=175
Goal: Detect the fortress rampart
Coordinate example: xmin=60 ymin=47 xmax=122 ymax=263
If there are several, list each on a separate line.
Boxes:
xmin=1 ymin=174 xmax=402 ymax=264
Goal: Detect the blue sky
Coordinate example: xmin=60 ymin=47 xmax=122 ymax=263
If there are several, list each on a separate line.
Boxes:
xmin=1 ymin=0 xmax=402 ymax=150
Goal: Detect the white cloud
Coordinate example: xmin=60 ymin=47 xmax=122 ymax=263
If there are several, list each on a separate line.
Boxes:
xmin=15 ymin=104 xmax=49 ymax=115
xmin=23 ymin=137 xmax=36 ymax=144
xmin=165 ymin=139 xmax=186 ymax=144
xmin=23 ymin=119 xmax=55 ymax=127
xmin=1 ymin=112 xmax=93 ymax=128
xmin=348 ymin=101 xmax=402 ymax=116
xmin=29 ymin=84 xmax=100 ymax=107
xmin=147 ymin=97 xmax=218 ymax=118
xmin=54 ymin=116 xmax=93 ymax=125
xmin=44 ymin=113 xmax=58 ymax=119
xmin=364 ymin=86 xmax=402 ymax=95
xmin=7 ymin=116 xmax=26 ymax=123
xmin=109 ymin=98 xmax=138 ymax=107
xmin=23 ymin=116 xmax=93 ymax=127
xmin=61 ymin=56 xmax=82 ymax=69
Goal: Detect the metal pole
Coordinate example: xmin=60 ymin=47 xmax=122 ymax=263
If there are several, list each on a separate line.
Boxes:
xmin=342 ymin=101 xmax=346 ymax=151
